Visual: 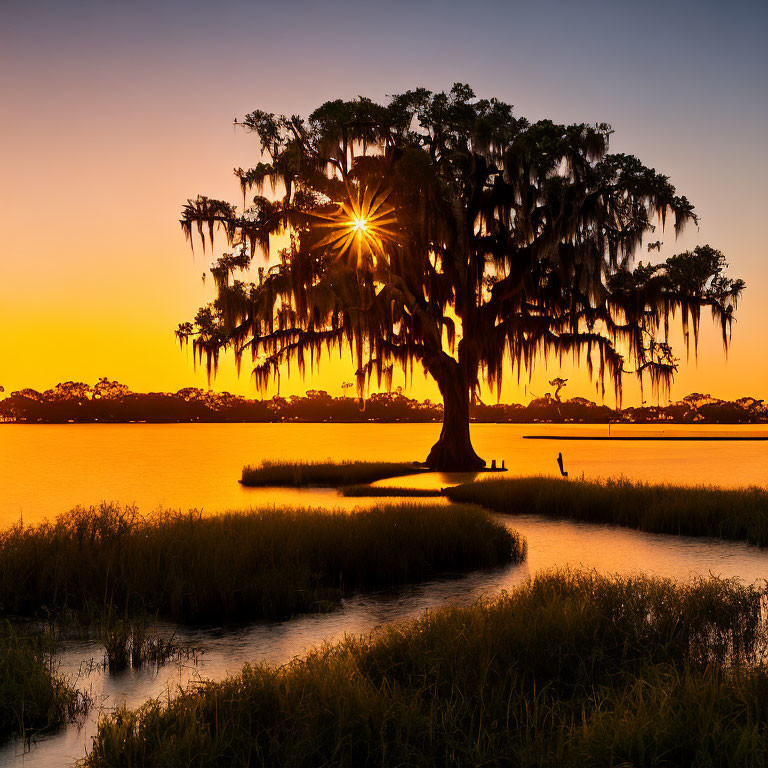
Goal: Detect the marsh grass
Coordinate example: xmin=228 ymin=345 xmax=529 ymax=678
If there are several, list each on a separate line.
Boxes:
xmin=446 ymin=476 xmax=768 ymax=545
xmin=340 ymin=485 xmax=443 ymax=497
xmin=241 ymin=460 xmax=424 ymax=487
xmin=0 ymin=622 xmax=87 ymax=740
xmin=100 ymin=618 xmax=192 ymax=673
xmin=84 ymin=570 xmax=768 ymax=767
xmin=0 ymin=503 xmax=520 ymax=623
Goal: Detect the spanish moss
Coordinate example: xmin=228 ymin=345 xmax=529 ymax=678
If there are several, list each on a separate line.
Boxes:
xmin=177 ymin=85 xmax=744 ymax=469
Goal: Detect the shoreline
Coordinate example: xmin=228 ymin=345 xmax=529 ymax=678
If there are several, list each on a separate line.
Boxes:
xmin=524 ymin=434 xmax=768 ymax=441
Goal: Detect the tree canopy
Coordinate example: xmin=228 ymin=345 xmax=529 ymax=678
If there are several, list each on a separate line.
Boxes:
xmin=177 ymin=84 xmax=744 ymax=468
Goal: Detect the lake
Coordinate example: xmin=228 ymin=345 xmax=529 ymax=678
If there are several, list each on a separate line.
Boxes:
xmin=2 ymin=422 xmax=767 ymax=526
xmin=1 ymin=422 xmax=768 ymax=767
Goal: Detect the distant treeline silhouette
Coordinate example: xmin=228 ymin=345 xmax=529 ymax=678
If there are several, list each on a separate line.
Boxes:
xmin=0 ymin=379 xmax=765 ymax=425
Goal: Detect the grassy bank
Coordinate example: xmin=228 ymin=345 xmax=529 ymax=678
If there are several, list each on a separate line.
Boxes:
xmin=340 ymin=485 xmax=443 ymax=497
xmin=241 ymin=460 xmax=424 ymax=487
xmin=0 ymin=503 xmax=521 ymax=623
xmin=446 ymin=476 xmax=768 ymax=546
xmin=0 ymin=623 xmax=85 ymax=740
xmin=84 ymin=570 xmax=768 ymax=767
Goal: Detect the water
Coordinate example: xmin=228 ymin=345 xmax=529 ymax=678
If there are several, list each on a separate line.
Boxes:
xmin=1 ymin=423 xmax=767 ymax=525
xmin=1 ymin=422 xmax=767 ymax=766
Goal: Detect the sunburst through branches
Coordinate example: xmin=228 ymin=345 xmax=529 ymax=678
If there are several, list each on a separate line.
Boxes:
xmin=314 ymin=183 xmax=397 ymax=269
xmin=177 ymin=87 xmax=745 ymax=470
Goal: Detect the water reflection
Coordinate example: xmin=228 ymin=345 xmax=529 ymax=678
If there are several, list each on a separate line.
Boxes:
xmin=3 ymin=512 xmax=768 ymax=768
xmin=2 ymin=423 xmax=767 ymax=526
xmin=2 ymin=422 xmax=768 ymax=766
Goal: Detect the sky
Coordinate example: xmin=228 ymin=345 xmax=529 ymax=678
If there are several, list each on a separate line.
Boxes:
xmin=1 ymin=0 xmax=766 ymax=405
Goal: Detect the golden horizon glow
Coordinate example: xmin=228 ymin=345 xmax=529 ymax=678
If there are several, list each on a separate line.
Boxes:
xmin=3 ymin=2 xmax=766 ymax=405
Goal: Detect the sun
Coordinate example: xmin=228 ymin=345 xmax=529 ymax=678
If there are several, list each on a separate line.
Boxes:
xmin=314 ymin=182 xmax=397 ymax=269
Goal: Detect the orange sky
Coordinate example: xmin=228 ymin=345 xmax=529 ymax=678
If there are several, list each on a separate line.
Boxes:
xmin=2 ymin=0 xmax=766 ymax=405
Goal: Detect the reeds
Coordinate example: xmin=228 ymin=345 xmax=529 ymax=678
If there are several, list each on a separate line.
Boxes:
xmin=340 ymin=485 xmax=443 ymax=497
xmin=83 ymin=570 xmax=768 ymax=767
xmin=240 ymin=460 xmax=424 ymax=487
xmin=446 ymin=476 xmax=768 ymax=545
xmin=100 ymin=618 xmax=190 ymax=672
xmin=0 ymin=503 xmax=521 ymax=623
xmin=0 ymin=622 xmax=86 ymax=740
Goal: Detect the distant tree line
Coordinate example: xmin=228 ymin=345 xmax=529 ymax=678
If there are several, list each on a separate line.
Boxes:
xmin=0 ymin=379 xmax=765 ymax=424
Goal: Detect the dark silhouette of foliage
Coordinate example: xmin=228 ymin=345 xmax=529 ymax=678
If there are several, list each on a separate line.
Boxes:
xmin=176 ymin=85 xmax=743 ymax=468
xmin=1 ymin=380 xmax=765 ymax=424
xmin=0 ymin=503 xmax=519 ymax=623
xmin=548 ymin=377 xmax=568 ymax=402
xmin=84 ymin=572 xmax=768 ymax=768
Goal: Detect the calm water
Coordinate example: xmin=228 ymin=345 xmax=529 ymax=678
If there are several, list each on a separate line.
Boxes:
xmin=1 ymin=423 xmax=768 ymax=767
xmin=1 ymin=423 xmax=767 ymax=525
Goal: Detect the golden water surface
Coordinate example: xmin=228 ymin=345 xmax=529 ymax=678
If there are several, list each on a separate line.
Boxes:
xmin=2 ymin=422 xmax=768 ymax=768
xmin=1 ymin=422 xmax=767 ymax=527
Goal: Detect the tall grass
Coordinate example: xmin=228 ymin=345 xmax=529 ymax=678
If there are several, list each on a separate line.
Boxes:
xmin=0 ymin=503 xmax=521 ymax=623
xmin=0 ymin=622 xmax=86 ymax=740
xmin=446 ymin=476 xmax=768 ymax=545
xmin=241 ymin=460 xmax=424 ymax=487
xmin=84 ymin=570 xmax=768 ymax=767
xmin=100 ymin=617 xmax=191 ymax=672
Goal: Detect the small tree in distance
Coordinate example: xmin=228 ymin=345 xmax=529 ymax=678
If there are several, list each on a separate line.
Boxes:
xmin=548 ymin=378 xmax=568 ymax=402
xmin=177 ymin=84 xmax=744 ymax=469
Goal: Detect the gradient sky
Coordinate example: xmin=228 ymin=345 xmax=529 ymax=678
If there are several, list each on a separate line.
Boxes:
xmin=2 ymin=0 xmax=766 ymax=404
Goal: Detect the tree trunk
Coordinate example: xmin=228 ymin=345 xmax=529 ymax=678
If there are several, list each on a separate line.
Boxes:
xmin=424 ymin=357 xmax=485 ymax=471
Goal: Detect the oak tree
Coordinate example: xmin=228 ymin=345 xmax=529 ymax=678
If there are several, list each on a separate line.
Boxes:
xmin=178 ymin=85 xmax=744 ymax=469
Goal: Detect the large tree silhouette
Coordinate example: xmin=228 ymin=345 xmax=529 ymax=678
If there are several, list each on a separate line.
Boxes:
xmin=178 ymin=85 xmax=744 ymax=469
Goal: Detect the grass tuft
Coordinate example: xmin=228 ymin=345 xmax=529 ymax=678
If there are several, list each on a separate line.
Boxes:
xmin=241 ymin=460 xmax=425 ymax=487
xmin=100 ymin=618 xmax=191 ymax=673
xmin=0 ymin=503 xmax=522 ymax=623
xmin=83 ymin=570 xmax=768 ymax=767
xmin=0 ymin=622 xmax=87 ymax=741
xmin=446 ymin=476 xmax=768 ymax=545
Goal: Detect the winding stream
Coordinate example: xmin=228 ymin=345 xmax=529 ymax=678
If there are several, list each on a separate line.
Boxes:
xmin=1 ymin=423 xmax=767 ymax=766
